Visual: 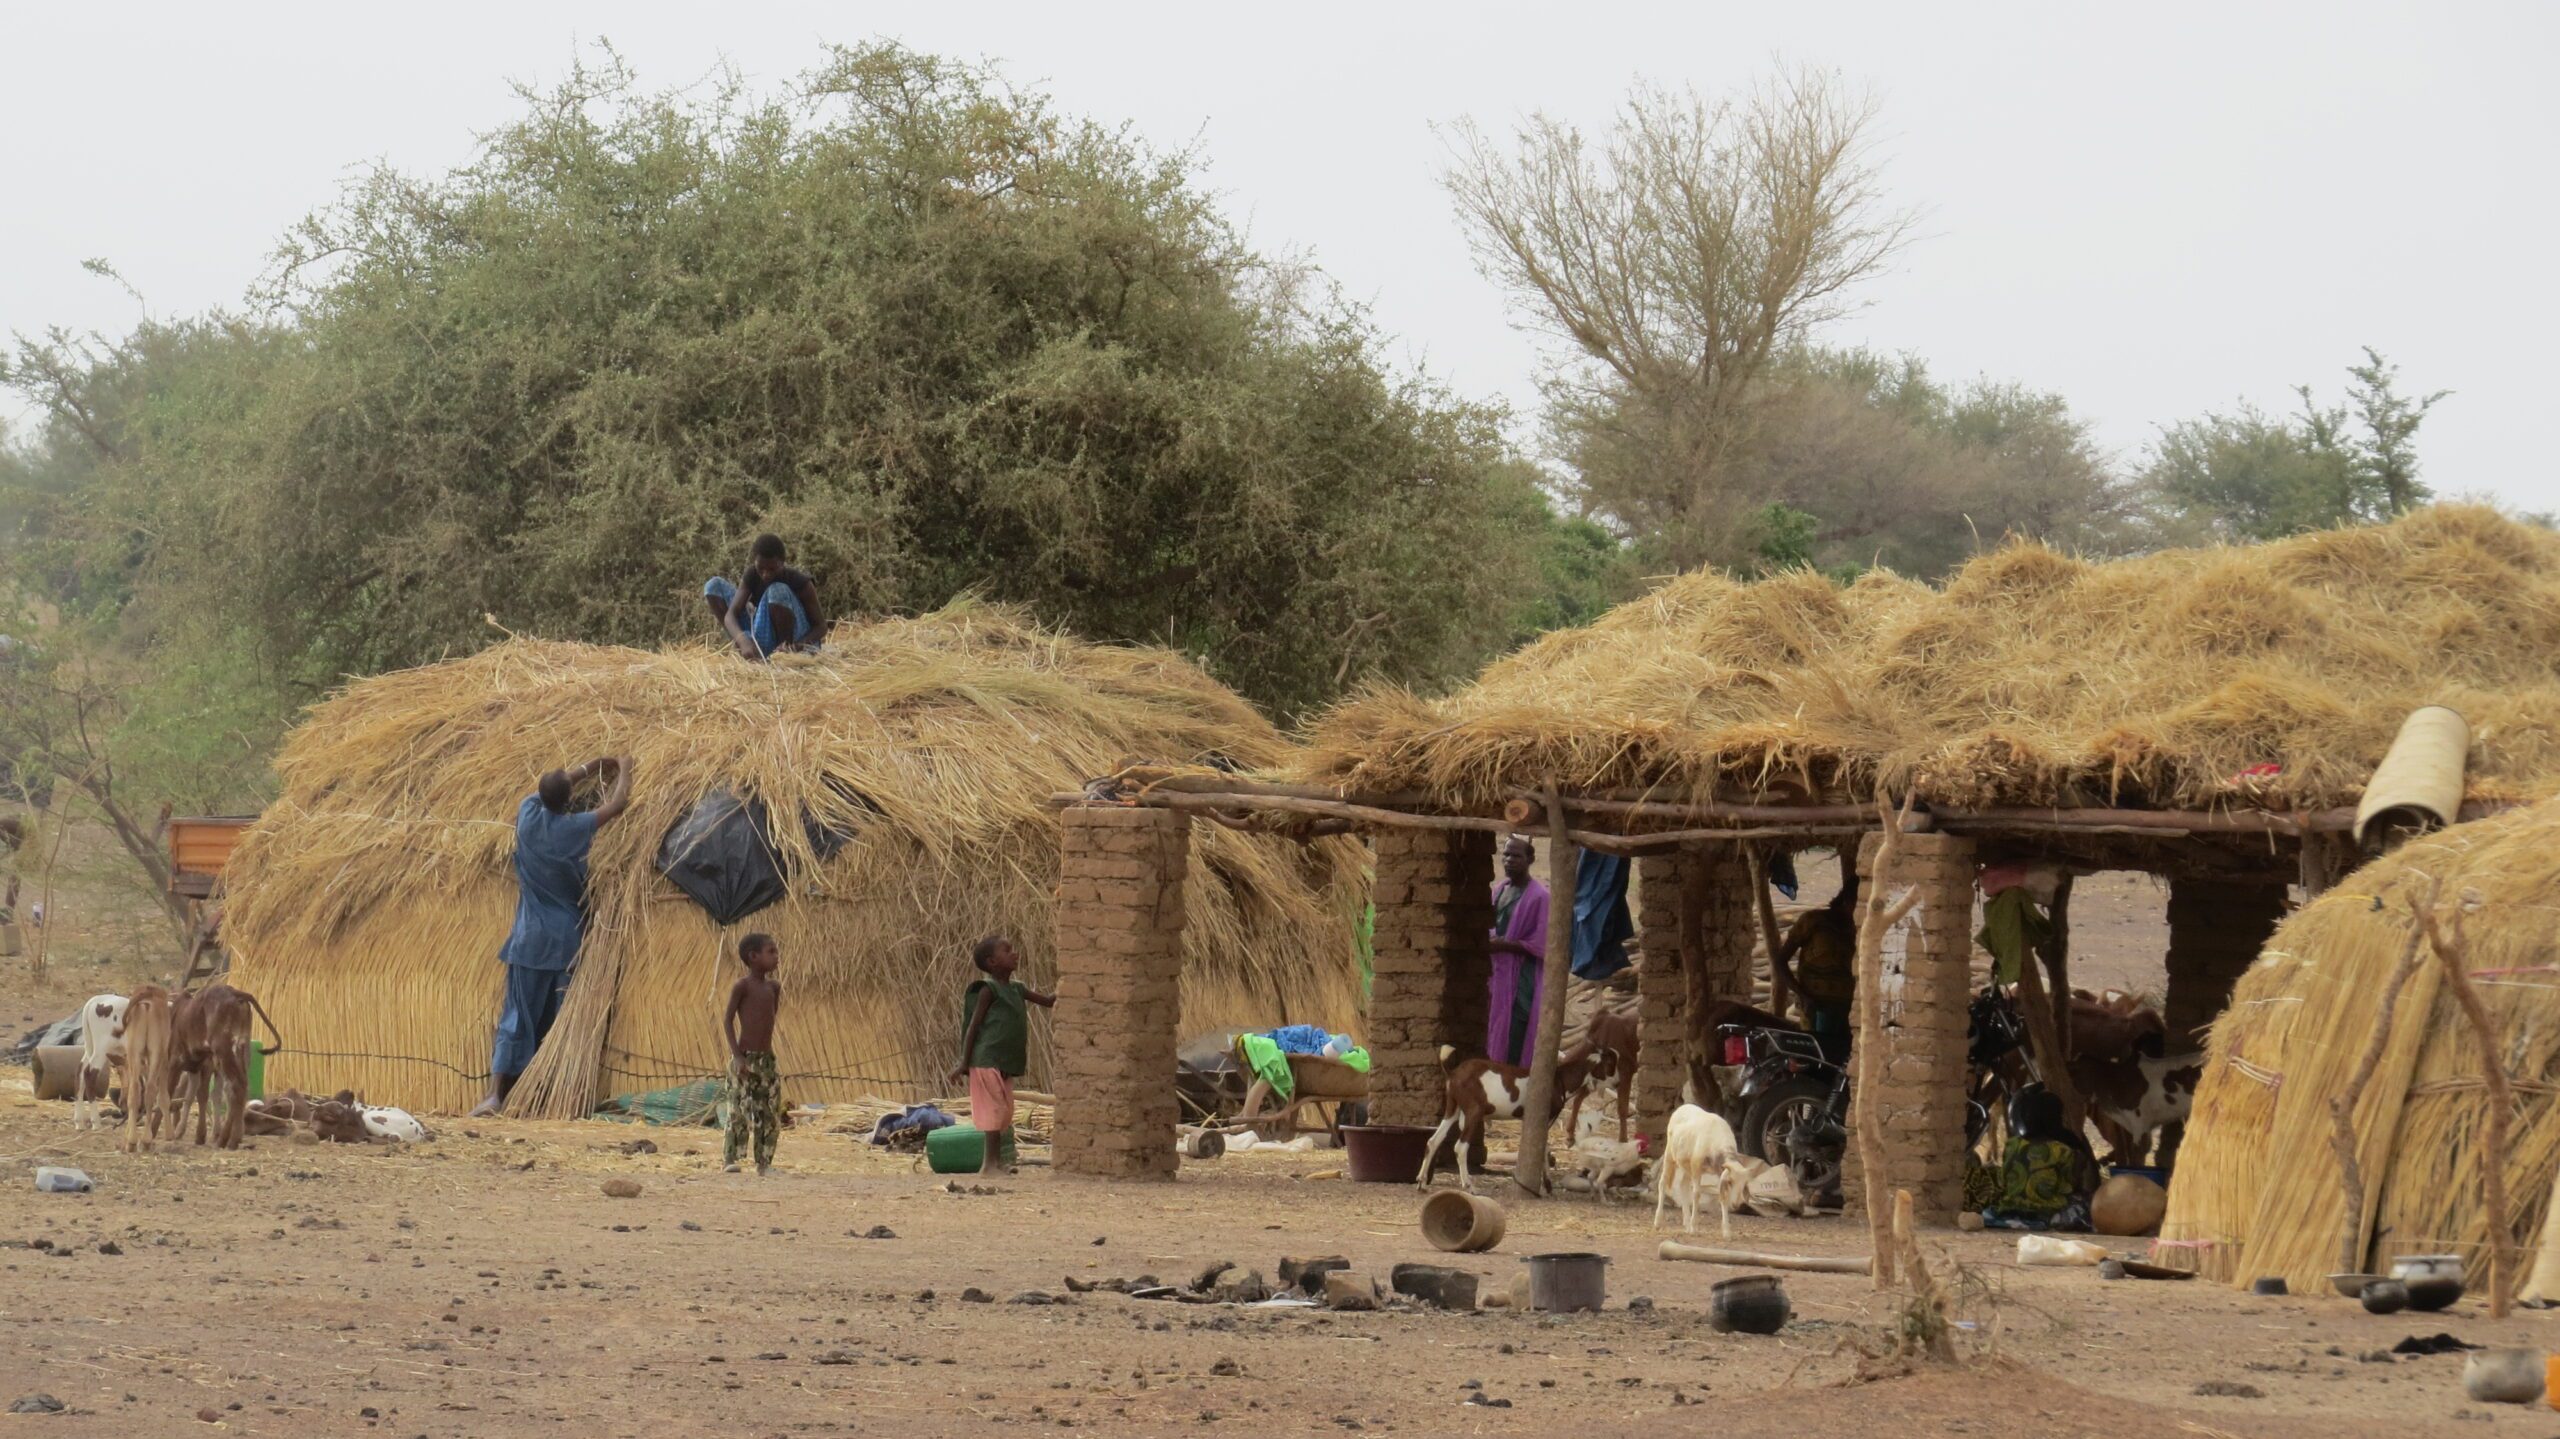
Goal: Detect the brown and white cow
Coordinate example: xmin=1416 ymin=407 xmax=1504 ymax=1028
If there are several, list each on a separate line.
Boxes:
xmin=70 ymin=993 xmax=129 ymax=1131
xmin=2067 ymin=1049 xmax=2204 ymax=1162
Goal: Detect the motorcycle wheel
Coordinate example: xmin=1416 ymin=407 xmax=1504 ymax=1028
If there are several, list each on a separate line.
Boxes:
xmin=1741 ymin=1075 xmax=1834 ymax=1165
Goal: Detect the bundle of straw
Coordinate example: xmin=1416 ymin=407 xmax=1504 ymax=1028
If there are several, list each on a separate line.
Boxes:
xmin=224 ymin=601 xmax=1364 ymax=1116
xmin=1302 ymin=505 xmax=2560 ymax=815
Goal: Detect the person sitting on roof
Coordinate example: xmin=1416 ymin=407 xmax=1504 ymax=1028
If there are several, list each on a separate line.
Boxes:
xmin=703 ymin=534 xmax=829 ymax=660
xmin=472 ymin=755 xmax=636 ymax=1118
xmin=1771 ymin=851 xmax=1859 ymax=1055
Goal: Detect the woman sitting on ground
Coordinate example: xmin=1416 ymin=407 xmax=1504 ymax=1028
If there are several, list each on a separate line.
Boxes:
xmin=1979 ymin=1085 xmax=2099 ymax=1232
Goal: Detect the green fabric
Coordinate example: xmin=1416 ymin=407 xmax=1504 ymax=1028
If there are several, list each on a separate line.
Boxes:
xmin=964 ymin=978 xmax=1030 ymax=1075
xmin=1976 ymin=889 xmax=2053 ymax=986
xmin=1338 ymin=1045 xmax=1371 ymax=1074
xmin=593 ymin=1078 xmax=723 ymax=1127
xmin=1240 ymin=1032 xmax=1295 ymax=1101
xmin=1354 ymin=903 xmax=1375 ymax=1001
xmin=1996 ymin=1137 xmax=2081 ymax=1216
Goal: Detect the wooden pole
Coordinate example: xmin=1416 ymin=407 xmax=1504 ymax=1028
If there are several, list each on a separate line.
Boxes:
xmin=1513 ymin=777 xmax=1579 ymax=1199
xmin=2328 ymin=903 xmax=2430 ymax=1276
xmin=2044 ymin=872 xmax=2074 ymax=1056
xmin=1658 ymin=1241 xmax=1872 ymax=1273
xmin=1745 ymin=844 xmax=1793 ymax=1021
xmin=2011 ymin=929 xmax=2090 ymax=1137
xmin=2423 ymin=896 xmax=2517 ymax=1318
xmin=1852 ymin=795 xmax=1926 ymax=1290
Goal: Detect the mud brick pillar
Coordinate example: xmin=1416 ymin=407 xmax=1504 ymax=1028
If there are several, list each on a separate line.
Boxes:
xmin=2164 ymin=878 xmax=2286 ymax=1053
xmin=1633 ymin=848 xmax=1754 ymax=1147
xmin=1367 ymin=828 xmax=1494 ymax=1126
xmin=1051 ymin=806 xmax=1189 ymax=1180
xmin=1848 ymin=830 xmax=1976 ymax=1223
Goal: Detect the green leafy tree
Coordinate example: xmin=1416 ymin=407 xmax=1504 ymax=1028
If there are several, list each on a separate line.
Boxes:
xmin=10 ymin=44 xmax=1550 ymax=720
xmin=2143 ymin=349 xmax=2446 ymax=542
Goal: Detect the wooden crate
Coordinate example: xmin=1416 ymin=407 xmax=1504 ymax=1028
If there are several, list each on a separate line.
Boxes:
xmin=168 ymin=815 xmax=257 ymax=898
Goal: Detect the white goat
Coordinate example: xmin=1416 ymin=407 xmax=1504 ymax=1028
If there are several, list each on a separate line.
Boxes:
xmin=1652 ymin=1103 xmax=1741 ymax=1237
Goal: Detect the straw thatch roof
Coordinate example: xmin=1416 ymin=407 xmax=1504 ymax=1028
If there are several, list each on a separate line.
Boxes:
xmin=1301 ymin=506 xmax=2560 ymax=816
xmin=224 ymin=603 xmax=1363 ymax=1116
xmin=2160 ymin=799 xmax=2560 ymax=1291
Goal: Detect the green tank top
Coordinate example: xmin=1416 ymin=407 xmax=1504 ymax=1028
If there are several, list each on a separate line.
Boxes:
xmin=964 ymin=978 xmax=1029 ymax=1075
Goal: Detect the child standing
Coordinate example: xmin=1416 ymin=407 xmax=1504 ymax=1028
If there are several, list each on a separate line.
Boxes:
xmin=722 ymin=932 xmax=785 ymax=1174
xmin=948 ymin=935 xmax=1053 ymax=1174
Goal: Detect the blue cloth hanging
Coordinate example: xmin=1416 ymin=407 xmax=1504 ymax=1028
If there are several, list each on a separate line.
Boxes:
xmin=1570 ymin=848 xmax=1635 ymax=981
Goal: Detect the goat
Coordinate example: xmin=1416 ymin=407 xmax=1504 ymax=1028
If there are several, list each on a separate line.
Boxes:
xmin=71 ymin=993 xmax=129 ymax=1131
xmin=115 ymin=986 xmax=175 ymax=1151
xmin=1652 ymin=1102 xmax=1742 ymax=1237
xmin=1416 ymin=1044 xmax=1600 ymax=1192
xmin=1560 ymin=1007 xmax=1638 ymax=1143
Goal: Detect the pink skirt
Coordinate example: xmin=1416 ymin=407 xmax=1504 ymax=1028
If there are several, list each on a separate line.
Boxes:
xmin=968 ymin=1067 xmax=1015 ymax=1133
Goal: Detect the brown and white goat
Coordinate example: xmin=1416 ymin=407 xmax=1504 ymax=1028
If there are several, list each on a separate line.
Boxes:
xmin=1416 ymin=1044 xmax=1602 ymax=1191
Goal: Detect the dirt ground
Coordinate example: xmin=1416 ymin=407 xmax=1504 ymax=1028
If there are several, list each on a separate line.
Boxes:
xmin=7 ymin=868 xmax=2552 ymax=1436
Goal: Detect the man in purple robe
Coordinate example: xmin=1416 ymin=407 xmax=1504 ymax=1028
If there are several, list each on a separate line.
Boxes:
xmin=1487 ymin=834 xmax=1552 ymax=1066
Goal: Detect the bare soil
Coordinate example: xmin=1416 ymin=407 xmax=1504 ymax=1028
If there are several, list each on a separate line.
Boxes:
xmin=4 ymin=864 xmax=2538 ymax=1437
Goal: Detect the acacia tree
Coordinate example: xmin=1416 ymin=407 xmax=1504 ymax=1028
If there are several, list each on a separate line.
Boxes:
xmin=2144 ymin=348 xmax=2448 ymax=542
xmin=1445 ymin=69 xmax=1915 ymax=567
xmin=11 ymin=43 xmax=1562 ymax=722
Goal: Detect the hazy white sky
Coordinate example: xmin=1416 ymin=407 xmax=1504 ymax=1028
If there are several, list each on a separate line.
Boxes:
xmin=6 ymin=3 xmax=2553 ymax=508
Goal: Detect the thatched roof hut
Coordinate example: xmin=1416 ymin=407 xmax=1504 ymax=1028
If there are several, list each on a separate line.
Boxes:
xmin=2160 ymin=799 xmax=2560 ymax=1292
xmin=1301 ymin=504 xmax=2560 ymax=824
xmin=225 ymin=604 xmax=1363 ymax=1116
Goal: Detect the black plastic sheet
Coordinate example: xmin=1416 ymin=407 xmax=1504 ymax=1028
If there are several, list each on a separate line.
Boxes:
xmin=656 ymin=788 xmax=863 ymax=926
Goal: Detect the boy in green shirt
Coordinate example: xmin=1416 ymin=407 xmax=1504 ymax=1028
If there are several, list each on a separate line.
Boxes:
xmin=948 ymin=935 xmax=1054 ymax=1174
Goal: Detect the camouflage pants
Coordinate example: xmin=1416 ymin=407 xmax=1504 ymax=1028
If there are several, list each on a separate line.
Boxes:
xmin=724 ymin=1051 xmax=781 ymax=1170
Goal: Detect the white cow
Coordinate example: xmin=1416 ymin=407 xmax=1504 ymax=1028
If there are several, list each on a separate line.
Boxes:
xmin=71 ymin=993 xmax=130 ymax=1131
xmin=359 ymin=1105 xmax=431 ymax=1143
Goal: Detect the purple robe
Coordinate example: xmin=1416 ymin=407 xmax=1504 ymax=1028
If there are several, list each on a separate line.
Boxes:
xmin=1487 ymin=877 xmax=1551 ymax=1066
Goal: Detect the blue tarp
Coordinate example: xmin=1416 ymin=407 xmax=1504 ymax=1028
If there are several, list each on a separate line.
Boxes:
xmin=1570 ymin=849 xmax=1635 ymax=982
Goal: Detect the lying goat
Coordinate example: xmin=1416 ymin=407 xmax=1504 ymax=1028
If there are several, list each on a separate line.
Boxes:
xmin=1416 ymin=1044 xmax=1601 ymax=1192
xmin=1652 ymin=1102 xmax=1742 ymax=1237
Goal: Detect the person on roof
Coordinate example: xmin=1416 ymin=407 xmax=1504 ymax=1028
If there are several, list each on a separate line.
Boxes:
xmin=703 ymin=534 xmax=828 ymax=660
xmin=472 ymin=755 xmax=636 ymax=1118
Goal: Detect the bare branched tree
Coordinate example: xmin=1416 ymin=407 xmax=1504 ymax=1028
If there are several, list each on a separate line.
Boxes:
xmin=1445 ymin=68 xmax=1915 ymax=566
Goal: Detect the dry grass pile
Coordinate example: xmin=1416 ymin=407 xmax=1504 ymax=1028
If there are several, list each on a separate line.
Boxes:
xmin=224 ymin=601 xmax=1363 ymax=1116
xmin=2159 ymin=800 xmax=2560 ymax=1290
xmin=1302 ymin=505 xmax=2560 ymax=813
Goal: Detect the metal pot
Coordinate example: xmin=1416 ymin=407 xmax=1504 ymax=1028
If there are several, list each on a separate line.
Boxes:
xmin=1709 ymin=1274 xmax=1792 ymax=1335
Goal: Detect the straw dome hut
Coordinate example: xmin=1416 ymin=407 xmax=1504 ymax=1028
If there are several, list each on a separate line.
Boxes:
xmin=2161 ymin=799 xmax=2560 ymax=1292
xmin=224 ymin=604 xmax=1364 ymax=1116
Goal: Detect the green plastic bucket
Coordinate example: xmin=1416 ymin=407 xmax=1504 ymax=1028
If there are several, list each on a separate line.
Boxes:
xmin=925 ymin=1125 xmax=1016 ymax=1173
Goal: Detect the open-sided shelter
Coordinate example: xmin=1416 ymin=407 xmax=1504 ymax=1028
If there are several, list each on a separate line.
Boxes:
xmin=224 ymin=603 xmax=1363 ymax=1116
xmin=1046 ymin=506 xmax=2560 ymax=1202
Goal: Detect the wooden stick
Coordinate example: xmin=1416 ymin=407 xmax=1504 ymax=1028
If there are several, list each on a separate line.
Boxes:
xmin=1513 ymin=777 xmax=1578 ymax=1199
xmin=2423 ymin=895 xmax=2516 ymax=1318
xmin=1852 ymin=793 xmax=1926 ymax=1289
xmin=1745 ymin=845 xmax=1793 ymax=1021
xmin=1657 ymin=1241 xmax=1873 ymax=1273
xmin=2011 ymin=923 xmax=2090 ymax=1137
xmin=2045 ymin=872 xmax=2075 ymax=1056
xmin=2329 ymin=900 xmax=2430 ymax=1276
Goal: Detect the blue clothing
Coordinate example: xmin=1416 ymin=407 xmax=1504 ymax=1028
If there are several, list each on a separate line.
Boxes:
xmin=703 ymin=575 xmax=814 ymax=659
xmin=498 ymin=794 xmax=597 ymax=973
xmin=1263 ymin=1024 xmax=1337 ymax=1056
xmin=492 ymin=962 xmax=570 ymax=1076
xmin=1569 ymin=848 xmax=1635 ymax=982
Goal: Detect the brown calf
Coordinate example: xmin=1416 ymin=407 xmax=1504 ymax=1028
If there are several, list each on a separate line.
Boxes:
xmin=166 ymin=983 xmax=283 ymax=1149
xmin=115 ymin=985 xmax=176 ymax=1152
